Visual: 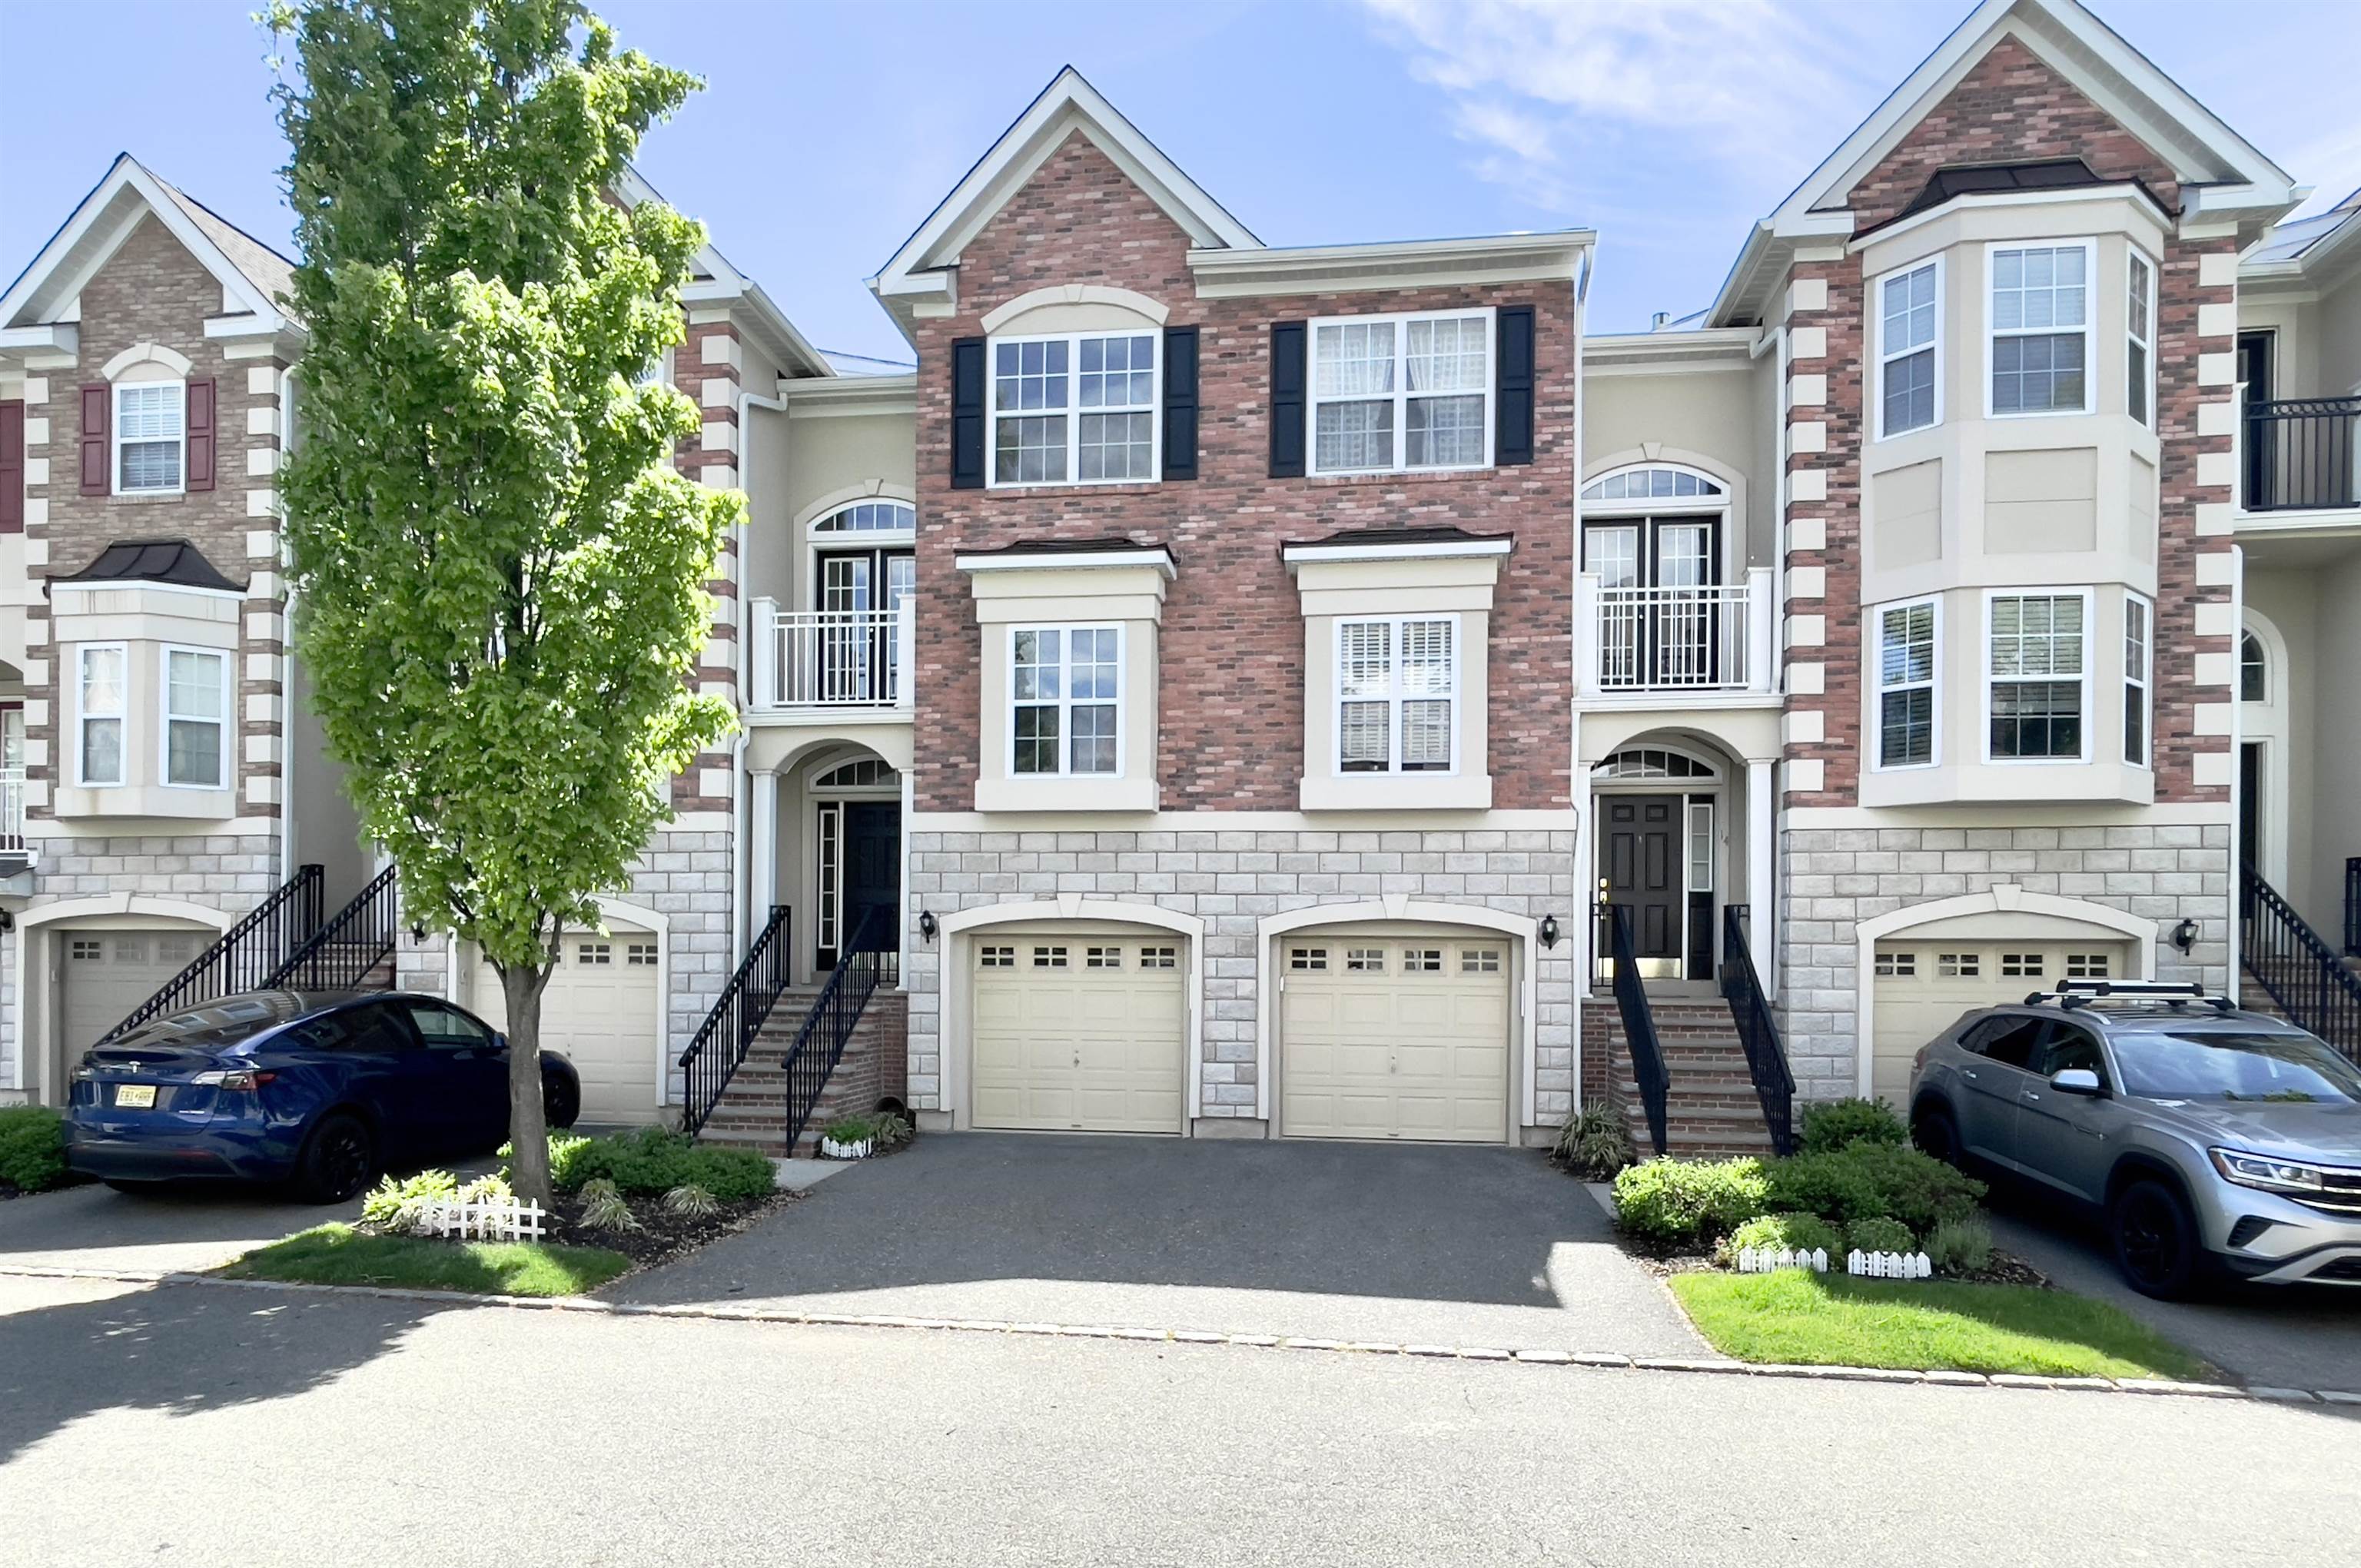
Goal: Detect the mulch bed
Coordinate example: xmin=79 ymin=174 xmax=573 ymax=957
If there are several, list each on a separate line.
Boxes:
xmin=540 ymin=1188 xmax=799 ymax=1271
xmin=1622 ymin=1240 xmax=2051 ymax=1289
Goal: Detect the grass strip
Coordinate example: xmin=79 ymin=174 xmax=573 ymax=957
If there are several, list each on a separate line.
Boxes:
xmin=218 ymin=1224 xmax=632 ymax=1297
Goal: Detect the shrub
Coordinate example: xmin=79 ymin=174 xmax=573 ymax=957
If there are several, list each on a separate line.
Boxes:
xmin=662 ymin=1183 xmax=722 ymax=1218
xmin=1717 ymin=1211 xmax=1843 ymax=1264
xmin=1797 ymin=1097 xmax=1906 ymax=1155
xmin=457 ymin=1173 xmax=512 ymax=1205
xmin=577 ymin=1178 xmax=639 ymax=1233
xmin=360 ymin=1168 xmax=458 ymax=1233
xmin=1612 ymin=1157 xmax=1768 ymax=1245
xmin=1846 ymin=1215 xmax=1916 ymax=1256
xmin=871 ymin=1111 xmax=914 ymax=1150
xmin=0 ymin=1105 xmax=68 ymax=1194
xmin=824 ymin=1115 xmax=877 ymax=1145
xmin=517 ymin=1128 xmax=775 ymax=1203
xmin=1763 ymin=1144 xmax=1985 ymax=1233
xmin=1552 ymin=1101 xmax=1632 ymax=1180
xmin=1924 ymin=1214 xmax=1994 ymax=1275
xmin=1761 ymin=1151 xmax=1889 ymax=1228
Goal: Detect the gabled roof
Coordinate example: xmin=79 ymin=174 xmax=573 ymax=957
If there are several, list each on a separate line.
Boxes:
xmin=1710 ymin=0 xmax=2302 ymax=325
xmin=612 ymin=164 xmax=833 ymax=381
xmin=49 ymin=538 xmax=247 ymax=595
xmin=870 ymin=67 xmax=1260 ymax=313
xmin=2243 ymin=188 xmax=2361 ymax=288
xmin=0 ymin=154 xmax=297 ymax=337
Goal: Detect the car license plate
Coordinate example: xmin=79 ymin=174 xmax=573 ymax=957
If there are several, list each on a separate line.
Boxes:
xmin=115 ymin=1084 xmax=157 ymax=1108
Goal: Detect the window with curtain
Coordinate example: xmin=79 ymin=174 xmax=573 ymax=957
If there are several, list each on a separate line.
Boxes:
xmin=1337 ymin=616 xmax=1456 ymax=773
xmin=1010 ymin=625 xmax=1121 ymax=776
xmin=164 ymin=646 xmax=229 ymax=788
xmin=115 ymin=382 xmax=184 ymax=493
xmin=1876 ymin=599 xmax=1938 ymax=768
xmin=1987 ymin=593 xmax=2087 ymax=759
xmin=1878 ymin=261 xmax=1938 ymax=436
xmin=988 ymin=333 xmax=1157 ymax=486
xmin=1310 ymin=311 xmax=1490 ymax=475
xmin=78 ymin=645 xmax=126 ymax=785
xmin=1990 ymin=243 xmax=2090 ymax=415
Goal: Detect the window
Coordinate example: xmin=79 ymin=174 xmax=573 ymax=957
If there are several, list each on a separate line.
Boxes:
xmin=811 ymin=501 xmax=915 ymax=534
xmin=407 ymin=1002 xmax=494 ymax=1048
xmin=576 ymin=942 xmax=612 ymax=965
xmin=2036 ymin=1025 xmax=2108 ymax=1085
xmin=2 ymin=703 xmax=23 ymax=772
xmin=989 ymin=333 xmax=1157 ymax=486
xmin=2124 ymin=594 xmax=2151 ymax=767
xmin=2240 ymin=630 xmax=2267 ymax=703
xmin=1965 ymin=1018 xmax=2043 ymax=1070
xmin=1032 ymin=945 xmax=1069 ymax=968
xmin=1309 ymin=310 xmax=1491 ymax=475
xmin=1874 ymin=599 xmax=1938 ymax=769
xmin=626 ymin=942 xmax=658 ymax=966
xmin=1009 ymin=626 xmax=1121 ymax=777
xmin=2066 ymin=952 xmax=2111 ymax=979
xmin=1460 ymin=948 xmax=1502 ymax=974
xmin=1987 ymin=593 xmax=2087 ymax=761
xmin=162 ymin=646 xmax=229 ymax=789
xmin=1581 ymin=467 xmax=1723 ymax=502
xmin=1346 ymin=948 xmax=1385 ymax=973
xmin=1875 ymin=951 xmax=1916 ymax=978
xmin=1938 ymin=952 xmax=1981 ymax=978
xmin=1404 ymin=948 xmax=1443 ymax=973
xmin=1988 ymin=241 xmax=2091 ymax=415
xmin=1336 ymin=616 xmax=1456 ymax=775
xmin=69 ymin=938 xmax=103 ymax=962
xmin=1687 ymin=802 xmax=1713 ymax=892
xmin=1290 ymin=946 xmax=1328 ymax=972
xmin=77 ymin=644 xmax=126 ymax=786
xmin=979 ymin=945 xmax=1015 ymax=969
xmin=114 ymin=381 xmax=184 ymax=493
xmin=1878 ymin=259 xmax=1939 ymax=436
xmin=2126 ymin=251 xmax=2154 ymax=427
xmin=2000 ymin=953 xmax=2041 ymax=978
xmin=1139 ymin=946 xmax=1177 ymax=970
xmin=1086 ymin=946 xmax=1121 ymax=969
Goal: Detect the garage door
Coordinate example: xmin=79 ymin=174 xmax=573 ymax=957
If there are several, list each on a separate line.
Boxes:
xmin=971 ymin=933 xmax=1185 ymax=1133
xmin=1280 ymin=935 xmax=1510 ymax=1144
xmin=474 ymin=923 xmax=662 ymax=1124
xmin=59 ymin=929 xmax=205 ymax=1059
xmin=1871 ymin=938 xmax=2137 ymax=1110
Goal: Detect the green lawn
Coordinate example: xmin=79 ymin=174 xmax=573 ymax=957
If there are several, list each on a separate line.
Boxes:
xmin=1668 ymin=1269 xmax=2212 ymax=1380
xmin=218 ymin=1224 xmax=633 ymax=1297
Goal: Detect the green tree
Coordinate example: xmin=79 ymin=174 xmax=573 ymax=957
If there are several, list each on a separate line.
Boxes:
xmin=269 ymin=0 xmax=737 ymax=1204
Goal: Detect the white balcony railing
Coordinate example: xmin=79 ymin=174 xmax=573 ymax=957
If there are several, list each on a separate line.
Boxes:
xmin=1576 ymin=569 xmax=1775 ymax=696
xmin=750 ymin=601 xmax=914 ymax=713
xmin=1 ymin=767 xmax=25 ymax=858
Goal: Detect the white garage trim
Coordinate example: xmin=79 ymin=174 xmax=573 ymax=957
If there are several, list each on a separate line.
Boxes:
xmin=938 ymin=899 xmax=1207 ymax=1130
xmin=1256 ymin=899 xmax=1538 ymax=1133
xmin=12 ymin=897 xmax=234 ymax=1099
xmin=1853 ymin=883 xmax=2155 ymax=1097
xmin=458 ymin=895 xmax=672 ymax=1107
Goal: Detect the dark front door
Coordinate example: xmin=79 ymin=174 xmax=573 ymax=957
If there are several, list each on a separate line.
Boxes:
xmin=1600 ymin=794 xmax=1683 ymax=978
xmin=2238 ymin=331 xmax=2275 ymax=510
xmin=840 ymin=802 xmax=901 ymax=961
xmin=2240 ymin=742 xmax=2263 ymax=873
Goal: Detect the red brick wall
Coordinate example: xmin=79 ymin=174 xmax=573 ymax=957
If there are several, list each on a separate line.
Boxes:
xmin=909 ymin=133 xmax=1577 ymax=814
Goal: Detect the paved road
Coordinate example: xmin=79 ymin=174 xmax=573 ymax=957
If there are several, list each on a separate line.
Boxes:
xmin=0 ymin=1274 xmax=2350 ymax=1567
xmin=0 ymin=1181 xmax=365 ymax=1273
xmin=615 ymin=1132 xmax=1708 ymax=1358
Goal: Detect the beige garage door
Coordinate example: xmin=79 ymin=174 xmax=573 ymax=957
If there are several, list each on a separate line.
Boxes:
xmin=1280 ymin=935 xmax=1511 ymax=1144
xmin=58 ymin=929 xmax=207 ymax=1083
xmin=971 ymin=932 xmax=1186 ymax=1134
xmin=1871 ymin=938 xmax=2137 ymax=1110
xmin=474 ymin=924 xmax=662 ymax=1124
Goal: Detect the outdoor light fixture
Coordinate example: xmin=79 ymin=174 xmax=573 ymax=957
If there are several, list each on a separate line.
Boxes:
xmin=1539 ymin=913 xmax=1561 ymax=949
xmin=918 ymin=909 xmax=938 ymax=942
xmin=2171 ymin=917 xmax=2199 ymax=954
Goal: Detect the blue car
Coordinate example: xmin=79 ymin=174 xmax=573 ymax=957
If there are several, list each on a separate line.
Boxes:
xmin=65 ymin=991 xmax=583 ymax=1204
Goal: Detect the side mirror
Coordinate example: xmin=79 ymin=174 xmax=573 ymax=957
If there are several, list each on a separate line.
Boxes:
xmin=2050 ymin=1067 xmax=2105 ymax=1097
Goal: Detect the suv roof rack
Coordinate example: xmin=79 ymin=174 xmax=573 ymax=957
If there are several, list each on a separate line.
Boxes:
xmin=2021 ymin=980 xmax=2237 ymax=1014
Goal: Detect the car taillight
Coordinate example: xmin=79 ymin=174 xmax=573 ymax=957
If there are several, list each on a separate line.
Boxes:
xmin=1912 ymin=1046 xmax=1930 ymax=1075
xmin=191 ymin=1068 xmax=277 ymax=1091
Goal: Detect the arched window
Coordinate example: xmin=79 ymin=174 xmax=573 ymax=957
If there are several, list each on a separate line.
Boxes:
xmin=2240 ymin=631 xmax=2267 ymax=703
xmin=812 ymin=500 xmax=915 ymax=534
xmin=813 ymin=758 xmax=899 ymax=789
xmin=1592 ymin=746 xmax=1720 ymax=781
xmin=1582 ymin=466 xmax=1724 ymax=503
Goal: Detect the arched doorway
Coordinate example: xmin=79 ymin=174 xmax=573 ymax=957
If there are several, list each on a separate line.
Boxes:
xmin=1589 ymin=741 xmax=1731 ymax=984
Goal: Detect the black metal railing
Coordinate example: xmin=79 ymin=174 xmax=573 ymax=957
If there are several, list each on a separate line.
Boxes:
xmin=1720 ymin=905 xmax=1796 ymax=1156
xmin=778 ymin=905 xmax=889 ymax=1152
xmin=266 ymin=864 xmax=399 ymax=991
xmin=2244 ymin=397 xmax=2359 ymax=513
xmin=96 ymin=865 xmax=325 ymax=1044
xmin=2241 ymin=865 xmax=2361 ymax=1065
xmin=2344 ymin=856 xmax=2359 ymax=959
xmin=677 ymin=905 xmax=794 ymax=1138
xmin=1606 ymin=902 xmax=1670 ymax=1156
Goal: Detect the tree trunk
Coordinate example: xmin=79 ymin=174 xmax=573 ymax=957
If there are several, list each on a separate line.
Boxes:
xmin=500 ymin=960 xmax=557 ymax=1209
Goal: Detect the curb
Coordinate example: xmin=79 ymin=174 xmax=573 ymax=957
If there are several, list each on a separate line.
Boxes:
xmin=4 ymin=1262 xmax=2347 ymax=1407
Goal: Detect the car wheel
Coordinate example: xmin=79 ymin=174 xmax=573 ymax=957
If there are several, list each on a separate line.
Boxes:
xmin=292 ymin=1113 xmax=377 ymax=1205
xmin=1912 ymin=1103 xmax=1964 ymax=1167
xmin=542 ymin=1065 xmax=580 ymax=1131
xmin=2110 ymin=1178 xmax=2201 ymax=1300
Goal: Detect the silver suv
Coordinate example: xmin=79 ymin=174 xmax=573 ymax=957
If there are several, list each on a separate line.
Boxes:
xmin=1907 ymin=982 xmax=2361 ymax=1298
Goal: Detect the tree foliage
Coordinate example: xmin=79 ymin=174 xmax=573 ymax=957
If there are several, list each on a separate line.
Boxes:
xmin=270 ymin=0 xmax=736 ymax=1201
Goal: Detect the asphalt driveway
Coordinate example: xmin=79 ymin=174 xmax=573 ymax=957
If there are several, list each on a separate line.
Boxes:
xmin=612 ymin=1132 xmax=1708 ymax=1357
xmin=0 ymin=1180 xmax=365 ymax=1274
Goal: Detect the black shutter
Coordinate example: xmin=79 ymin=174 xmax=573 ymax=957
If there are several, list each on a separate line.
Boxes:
xmin=1268 ymin=320 xmax=1307 ymax=478
xmin=1161 ymin=325 xmax=1199 ymax=481
xmin=950 ymin=336 xmax=985 ymax=490
xmin=1495 ymin=305 xmax=1535 ymax=467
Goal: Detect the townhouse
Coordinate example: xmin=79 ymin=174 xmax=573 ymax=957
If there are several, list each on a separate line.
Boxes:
xmin=3 ymin=0 xmax=2355 ymax=1161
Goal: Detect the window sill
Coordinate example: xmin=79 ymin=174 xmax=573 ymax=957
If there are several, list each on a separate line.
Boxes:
xmin=1303 ymin=467 xmax=1496 ymax=489
xmin=978 ymin=480 xmax=1163 ymax=499
xmin=108 ymin=492 xmax=187 ymax=505
xmin=51 ymin=782 xmax=237 ymax=821
xmin=1300 ymin=772 xmax=1493 ymax=812
xmin=1859 ymin=762 xmax=2153 ymax=809
xmin=975 ymin=774 xmax=1157 ymax=813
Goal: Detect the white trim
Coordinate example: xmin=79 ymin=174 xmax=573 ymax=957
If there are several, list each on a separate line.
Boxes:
xmin=1187 ymin=231 xmax=1591 ymax=297
xmin=1853 ymin=884 xmax=2156 ymax=1098
xmin=1306 ymin=307 xmax=1496 ymax=478
xmin=1848 ymin=183 xmax=2170 ymax=254
xmin=2239 ymin=605 xmax=2291 ymax=888
xmin=792 ymin=481 xmax=918 ymax=533
xmin=1868 ymin=596 xmax=1942 ymax=772
xmin=957 ymin=549 xmax=1174 ymax=577
xmin=10 ymin=897 xmax=236 ymax=1098
xmin=984 ymin=327 xmax=1161 ymax=490
xmin=157 ymin=643 xmax=231 ymax=791
xmin=1873 ymin=254 xmax=1943 ymax=440
xmin=1983 ymin=238 xmax=2097 ymax=420
xmin=2124 ymin=590 xmax=2153 ymax=770
xmin=1981 ymin=586 xmax=2094 ymax=765
xmin=1280 ymin=537 xmax=1512 ymax=567
xmin=460 ymin=895 xmax=673 ymax=1115
xmin=1589 ymin=742 xmax=1726 ymax=782
xmin=980 ymin=284 xmax=1170 ymax=333
xmin=2127 ymin=247 xmax=2157 ymax=428
xmin=101 ymin=341 xmax=192 ymax=380
xmin=74 ymin=641 xmax=128 ymax=788
xmin=1005 ymin=623 xmax=1126 ymax=781
xmin=111 ymin=378 xmax=186 ymax=497
xmin=1333 ymin=614 xmax=1460 ymax=779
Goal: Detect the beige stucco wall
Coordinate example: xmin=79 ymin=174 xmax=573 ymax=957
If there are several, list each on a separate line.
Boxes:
xmin=1582 ymin=364 xmax=1768 ymax=566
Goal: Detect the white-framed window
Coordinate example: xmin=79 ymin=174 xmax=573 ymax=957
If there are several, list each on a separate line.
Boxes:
xmin=1 ymin=702 xmax=23 ymax=772
xmin=988 ymin=332 xmax=1157 ymax=487
xmin=1987 ymin=240 xmax=2094 ymax=417
xmin=75 ymin=643 xmax=128 ymax=786
xmin=1335 ymin=616 xmax=1456 ymax=775
xmin=1984 ymin=590 xmax=2090 ymax=762
xmin=161 ymin=645 xmax=230 ymax=789
xmin=1872 ymin=597 xmax=1940 ymax=770
xmin=1876 ymin=257 xmax=1941 ymax=437
xmin=1309 ymin=308 xmax=1493 ymax=476
xmin=2124 ymin=593 xmax=2152 ymax=769
xmin=2126 ymin=251 xmax=2154 ymax=427
xmin=1008 ymin=624 xmax=1121 ymax=777
xmin=114 ymin=380 xmax=185 ymax=494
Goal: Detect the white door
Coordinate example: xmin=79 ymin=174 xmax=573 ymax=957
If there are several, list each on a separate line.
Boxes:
xmin=1870 ymin=939 xmax=2136 ymax=1110
xmin=1280 ymin=935 xmax=1511 ymax=1143
xmin=970 ymin=933 xmax=1185 ymax=1134
xmin=475 ymin=924 xmax=662 ymax=1125
xmin=56 ymin=929 xmax=208 ymax=1096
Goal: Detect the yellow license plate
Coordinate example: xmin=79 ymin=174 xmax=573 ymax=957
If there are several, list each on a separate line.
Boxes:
xmin=114 ymin=1084 xmax=157 ymax=1108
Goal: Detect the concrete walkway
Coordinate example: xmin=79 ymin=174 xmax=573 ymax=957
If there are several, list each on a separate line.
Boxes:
xmin=612 ymin=1131 xmax=1708 ymax=1357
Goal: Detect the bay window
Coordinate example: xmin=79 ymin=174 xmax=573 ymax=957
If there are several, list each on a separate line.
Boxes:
xmin=989 ymin=332 xmax=1157 ymax=486
xmin=1874 ymin=598 xmax=1939 ymax=769
xmin=2124 ymin=593 xmax=2151 ymax=768
xmin=163 ymin=646 xmax=230 ymax=788
xmin=1877 ymin=260 xmax=1940 ymax=437
xmin=1010 ymin=625 xmax=1121 ymax=776
xmin=115 ymin=381 xmax=185 ymax=493
xmin=1310 ymin=310 xmax=1492 ymax=476
xmin=2127 ymin=251 xmax=2154 ymax=427
xmin=77 ymin=644 xmax=126 ymax=786
xmin=1986 ymin=591 xmax=2089 ymax=761
xmin=1337 ymin=616 xmax=1456 ymax=773
xmin=1988 ymin=241 xmax=2093 ymax=416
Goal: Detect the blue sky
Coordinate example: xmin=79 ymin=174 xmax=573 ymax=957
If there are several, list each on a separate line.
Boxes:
xmin=3 ymin=0 xmax=2356 ymax=365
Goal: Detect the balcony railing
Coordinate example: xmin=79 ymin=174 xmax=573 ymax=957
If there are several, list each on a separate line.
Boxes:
xmin=1576 ymin=569 xmax=1774 ymax=696
xmin=750 ymin=602 xmax=914 ymax=713
xmin=2243 ymin=396 xmax=2360 ymax=513
xmin=1 ymin=767 xmax=25 ymax=864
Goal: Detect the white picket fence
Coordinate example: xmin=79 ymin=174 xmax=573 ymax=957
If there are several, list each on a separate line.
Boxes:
xmin=1735 ymin=1247 xmax=1828 ymax=1274
xmin=417 ymin=1197 xmax=547 ymax=1244
xmin=1847 ymin=1249 xmax=1934 ymax=1280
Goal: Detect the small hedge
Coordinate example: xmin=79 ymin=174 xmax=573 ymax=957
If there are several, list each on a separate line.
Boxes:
xmin=0 ymin=1105 xmax=68 ymax=1194
xmin=1796 ymin=1098 xmax=1905 ymax=1155
xmin=519 ymin=1127 xmax=776 ymax=1204
xmin=1612 ymin=1140 xmax=1985 ymax=1248
xmin=1846 ymin=1215 xmax=1916 ymax=1256
xmin=1718 ymin=1211 xmax=1843 ymax=1264
xmin=1611 ymin=1157 xmax=1768 ymax=1244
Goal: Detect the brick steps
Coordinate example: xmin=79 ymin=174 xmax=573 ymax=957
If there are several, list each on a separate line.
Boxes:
xmin=1586 ymin=995 xmax=1776 ymax=1159
xmin=694 ymin=990 xmax=909 ymax=1156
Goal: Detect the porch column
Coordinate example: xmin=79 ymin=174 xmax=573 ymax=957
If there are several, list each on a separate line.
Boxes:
xmin=897 ymin=764 xmax=915 ymax=991
xmin=749 ymin=769 xmax=779 ymax=927
xmin=1747 ymin=756 xmax=1776 ymax=998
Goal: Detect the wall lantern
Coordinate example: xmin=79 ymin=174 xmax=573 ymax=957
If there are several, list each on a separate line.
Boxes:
xmin=918 ymin=910 xmax=938 ymax=943
xmin=1539 ymin=913 xmax=1561 ymax=950
xmin=2170 ymin=918 xmax=2199 ymax=955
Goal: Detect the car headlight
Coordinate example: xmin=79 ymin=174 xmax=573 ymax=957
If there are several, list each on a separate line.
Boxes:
xmin=2210 ymin=1148 xmax=2329 ymax=1194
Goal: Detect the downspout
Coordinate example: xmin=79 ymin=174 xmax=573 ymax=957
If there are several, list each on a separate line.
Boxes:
xmin=732 ymin=384 xmax=789 ymax=959
xmin=275 ymin=365 xmax=299 ymax=889
xmin=1569 ymin=248 xmax=1592 ymax=1115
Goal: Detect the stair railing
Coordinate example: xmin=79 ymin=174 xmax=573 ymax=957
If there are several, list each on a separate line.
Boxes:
xmin=778 ymin=905 xmax=888 ymax=1152
xmin=266 ymin=865 xmax=400 ymax=991
xmin=1605 ymin=902 xmax=1670 ymax=1156
xmin=2240 ymin=865 xmax=2361 ymax=1065
xmin=678 ymin=905 xmax=793 ymax=1138
xmin=97 ymin=864 xmax=324 ymax=1044
xmin=2344 ymin=855 xmax=2359 ymax=959
xmin=1721 ymin=905 xmax=1797 ymax=1156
